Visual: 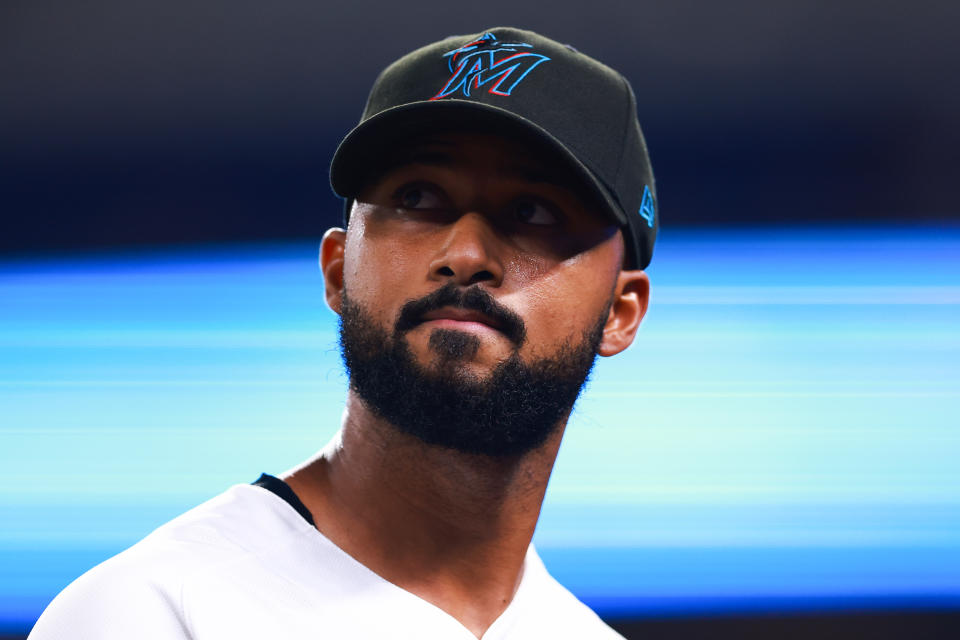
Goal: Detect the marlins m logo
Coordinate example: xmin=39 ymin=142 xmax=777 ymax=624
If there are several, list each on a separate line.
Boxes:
xmin=431 ymin=33 xmax=551 ymax=100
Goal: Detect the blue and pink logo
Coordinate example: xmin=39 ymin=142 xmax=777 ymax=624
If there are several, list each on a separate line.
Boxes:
xmin=431 ymin=33 xmax=550 ymax=100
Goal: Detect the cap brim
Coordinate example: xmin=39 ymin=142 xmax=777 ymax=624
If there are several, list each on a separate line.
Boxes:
xmin=329 ymin=99 xmax=628 ymax=230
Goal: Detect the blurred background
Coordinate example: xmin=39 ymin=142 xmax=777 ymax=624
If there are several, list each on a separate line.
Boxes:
xmin=2 ymin=1 xmax=958 ymax=638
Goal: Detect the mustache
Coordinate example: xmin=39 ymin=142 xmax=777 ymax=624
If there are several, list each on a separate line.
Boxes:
xmin=394 ymin=283 xmax=527 ymax=347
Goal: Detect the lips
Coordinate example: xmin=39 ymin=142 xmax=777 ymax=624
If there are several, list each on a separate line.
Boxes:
xmin=393 ymin=282 xmax=527 ymax=347
xmin=420 ymin=307 xmax=504 ymax=333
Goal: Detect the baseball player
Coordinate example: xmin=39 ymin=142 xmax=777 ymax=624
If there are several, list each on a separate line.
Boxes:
xmin=30 ymin=26 xmax=657 ymax=639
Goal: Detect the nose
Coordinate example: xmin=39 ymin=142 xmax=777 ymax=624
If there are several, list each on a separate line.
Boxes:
xmin=428 ymin=212 xmax=504 ymax=287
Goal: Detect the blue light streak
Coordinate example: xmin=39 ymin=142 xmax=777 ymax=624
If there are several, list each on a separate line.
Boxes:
xmin=1 ymin=226 xmax=959 ymax=630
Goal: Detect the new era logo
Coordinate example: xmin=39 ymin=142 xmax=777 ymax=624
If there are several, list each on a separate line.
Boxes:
xmin=638 ymin=186 xmax=655 ymax=228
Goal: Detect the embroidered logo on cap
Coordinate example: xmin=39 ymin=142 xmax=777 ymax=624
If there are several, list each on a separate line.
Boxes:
xmin=639 ymin=185 xmax=655 ymax=228
xmin=431 ymin=33 xmax=550 ymax=100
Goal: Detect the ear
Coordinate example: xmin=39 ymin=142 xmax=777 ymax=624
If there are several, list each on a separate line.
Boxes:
xmin=597 ymin=269 xmax=650 ymax=357
xmin=320 ymin=227 xmax=347 ymax=314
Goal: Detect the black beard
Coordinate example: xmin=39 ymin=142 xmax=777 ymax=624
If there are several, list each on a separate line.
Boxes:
xmin=338 ymin=284 xmax=609 ymax=457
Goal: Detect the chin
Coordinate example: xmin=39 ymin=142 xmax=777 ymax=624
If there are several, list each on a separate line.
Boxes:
xmin=416 ymin=327 xmax=504 ymax=370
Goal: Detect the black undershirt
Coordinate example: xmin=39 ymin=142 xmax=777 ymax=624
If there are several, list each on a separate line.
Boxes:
xmin=252 ymin=473 xmax=315 ymax=527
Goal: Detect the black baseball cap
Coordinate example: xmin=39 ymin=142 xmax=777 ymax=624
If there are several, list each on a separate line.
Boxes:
xmin=329 ymin=27 xmax=658 ymax=269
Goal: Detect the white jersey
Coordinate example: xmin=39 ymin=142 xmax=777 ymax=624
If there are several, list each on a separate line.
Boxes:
xmin=30 ymin=480 xmax=624 ymax=639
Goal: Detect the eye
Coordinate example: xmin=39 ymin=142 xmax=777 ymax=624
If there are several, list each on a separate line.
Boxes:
xmin=395 ymin=183 xmax=446 ymax=210
xmin=511 ymin=199 xmax=560 ymax=226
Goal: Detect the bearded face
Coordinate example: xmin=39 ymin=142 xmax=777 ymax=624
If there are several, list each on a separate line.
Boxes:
xmin=338 ymin=282 xmax=609 ymax=457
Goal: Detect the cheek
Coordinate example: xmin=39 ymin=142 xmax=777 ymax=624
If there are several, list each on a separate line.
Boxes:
xmin=343 ymin=218 xmax=420 ymax=326
xmin=526 ymin=237 xmax=622 ymax=355
xmin=516 ymin=265 xmax=614 ymax=358
xmin=504 ymin=251 xmax=550 ymax=289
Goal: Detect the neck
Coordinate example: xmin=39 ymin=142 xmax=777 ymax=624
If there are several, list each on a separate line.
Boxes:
xmin=284 ymin=389 xmax=567 ymax=638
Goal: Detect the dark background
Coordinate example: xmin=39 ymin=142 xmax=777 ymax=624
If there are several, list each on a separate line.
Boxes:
xmin=2 ymin=0 xmax=958 ymax=257
xmin=3 ymin=2 xmax=959 ymax=638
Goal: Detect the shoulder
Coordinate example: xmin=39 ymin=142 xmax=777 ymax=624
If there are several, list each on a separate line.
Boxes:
xmin=30 ymin=484 xmax=310 ymax=639
xmin=493 ymin=546 xmax=626 ymax=639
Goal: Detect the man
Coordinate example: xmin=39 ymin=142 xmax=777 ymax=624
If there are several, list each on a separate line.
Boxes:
xmin=30 ymin=27 xmax=656 ymax=639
